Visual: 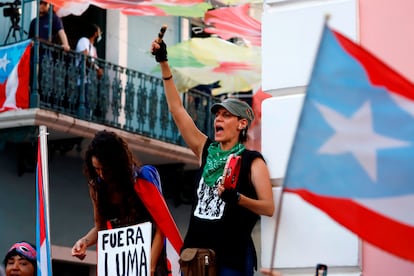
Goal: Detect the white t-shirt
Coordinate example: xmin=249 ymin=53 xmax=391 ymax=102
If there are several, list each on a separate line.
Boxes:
xmin=76 ymin=37 xmax=98 ymax=84
xmin=75 ymin=37 xmax=97 ymax=65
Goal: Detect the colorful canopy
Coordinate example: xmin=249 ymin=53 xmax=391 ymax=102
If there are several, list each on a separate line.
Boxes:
xmin=48 ymin=0 xmax=212 ymax=17
xmin=47 ymin=0 xmax=262 ymax=18
xmin=204 ymin=4 xmax=261 ymax=46
xmin=162 ymin=37 xmax=261 ymax=95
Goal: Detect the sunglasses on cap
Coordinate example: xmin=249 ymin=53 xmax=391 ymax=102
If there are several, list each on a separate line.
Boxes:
xmin=7 ymin=242 xmax=36 ymax=261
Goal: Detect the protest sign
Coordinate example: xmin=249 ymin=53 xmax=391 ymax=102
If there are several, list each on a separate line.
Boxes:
xmin=97 ymin=222 xmax=152 ymax=276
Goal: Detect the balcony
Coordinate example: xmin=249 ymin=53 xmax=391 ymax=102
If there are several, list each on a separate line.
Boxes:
xmin=1 ymin=40 xmax=219 ymax=168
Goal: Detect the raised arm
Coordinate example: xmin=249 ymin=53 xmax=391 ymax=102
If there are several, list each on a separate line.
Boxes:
xmin=151 ymin=40 xmax=207 ymax=160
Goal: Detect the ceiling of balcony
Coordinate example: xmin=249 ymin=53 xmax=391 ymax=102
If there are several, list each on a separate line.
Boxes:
xmin=0 ymin=108 xmax=199 ymax=170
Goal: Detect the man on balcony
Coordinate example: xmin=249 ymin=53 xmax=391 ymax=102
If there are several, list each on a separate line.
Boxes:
xmin=75 ymin=23 xmax=104 ymax=117
xmin=28 ymin=0 xmax=70 ymax=51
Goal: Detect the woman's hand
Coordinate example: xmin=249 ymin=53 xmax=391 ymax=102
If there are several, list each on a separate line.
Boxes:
xmin=151 ymin=39 xmax=168 ymax=62
xmin=218 ymin=184 xmax=241 ymax=205
xmin=71 ymin=238 xmax=88 ymax=260
xmin=217 ymin=183 xmax=224 ymax=196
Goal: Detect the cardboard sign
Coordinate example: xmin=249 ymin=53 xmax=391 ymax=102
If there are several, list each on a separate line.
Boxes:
xmin=97 ymin=222 xmax=152 ymax=276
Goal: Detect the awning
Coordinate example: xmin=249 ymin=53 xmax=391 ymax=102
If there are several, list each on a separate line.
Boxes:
xmin=161 ymin=37 xmax=261 ymax=95
xmin=204 ymin=4 xmax=261 ymax=46
xmin=47 ymin=0 xmax=262 ymax=17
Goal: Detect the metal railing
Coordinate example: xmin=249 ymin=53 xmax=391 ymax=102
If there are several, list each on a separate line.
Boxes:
xmin=32 ymin=40 xmax=218 ymax=145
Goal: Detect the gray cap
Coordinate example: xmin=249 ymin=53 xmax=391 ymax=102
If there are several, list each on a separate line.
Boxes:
xmin=211 ymin=98 xmax=254 ymax=125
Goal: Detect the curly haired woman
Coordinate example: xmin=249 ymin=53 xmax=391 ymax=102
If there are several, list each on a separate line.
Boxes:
xmin=71 ymin=130 xmax=181 ymax=276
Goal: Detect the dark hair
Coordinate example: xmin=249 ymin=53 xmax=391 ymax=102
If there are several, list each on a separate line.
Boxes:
xmin=85 ymin=23 xmax=100 ymax=38
xmin=236 ymin=115 xmax=249 ymax=143
xmin=315 ymin=264 xmax=328 ymax=276
xmin=84 ymin=130 xmax=141 ymax=223
xmin=238 ymin=125 xmax=249 ymax=143
xmin=3 ymin=241 xmax=37 ymax=271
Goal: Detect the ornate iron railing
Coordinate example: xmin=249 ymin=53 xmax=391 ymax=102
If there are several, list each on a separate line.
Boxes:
xmin=32 ymin=40 xmax=218 ymax=145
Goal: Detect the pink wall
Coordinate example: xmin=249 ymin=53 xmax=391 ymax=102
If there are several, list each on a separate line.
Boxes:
xmin=359 ymin=0 xmax=414 ymax=274
xmin=363 ymin=243 xmax=414 ymax=275
xmin=360 ymin=0 xmax=414 ymax=82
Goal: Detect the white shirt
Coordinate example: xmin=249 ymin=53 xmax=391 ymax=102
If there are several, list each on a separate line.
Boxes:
xmin=75 ymin=37 xmax=97 ymax=65
xmin=75 ymin=37 xmax=98 ymax=84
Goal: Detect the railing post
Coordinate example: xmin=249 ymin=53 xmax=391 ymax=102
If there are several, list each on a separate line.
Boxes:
xmin=78 ymin=54 xmax=86 ymax=118
xmin=98 ymin=63 xmax=110 ymax=123
xmin=30 ymin=39 xmax=40 ymax=107
xmin=124 ymin=70 xmax=135 ymax=131
xmin=135 ymin=74 xmax=148 ymax=133
xmin=148 ymin=77 xmax=159 ymax=137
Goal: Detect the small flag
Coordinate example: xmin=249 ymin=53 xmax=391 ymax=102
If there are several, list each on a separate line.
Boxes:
xmin=0 ymin=40 xmax=31 ymax=112
xmin=36 ymin=131 xmax=52 ymax=276
xmin=284 ymin=25 xmax=414 ymax=262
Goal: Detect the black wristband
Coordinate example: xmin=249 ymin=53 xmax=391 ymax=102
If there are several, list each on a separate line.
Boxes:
xmin=162 ymin=75 xmax=173 ymax=80
xmin=221 ymin=189 xmax=240 ymax=205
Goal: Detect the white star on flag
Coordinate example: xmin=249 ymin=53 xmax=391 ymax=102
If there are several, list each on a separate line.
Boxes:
xmin=314 ymin=101 xmax=410 ymax=182
xmin=0 ymin=53 xmax=10 ymax=71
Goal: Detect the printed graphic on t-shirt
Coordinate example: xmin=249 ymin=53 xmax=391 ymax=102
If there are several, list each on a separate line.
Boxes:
xmin=193 ymin=176 xmax=225 ymax=220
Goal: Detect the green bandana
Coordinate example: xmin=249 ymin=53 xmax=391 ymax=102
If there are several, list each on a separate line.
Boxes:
xmin=202 ymin=142 xmax=245 ymax=187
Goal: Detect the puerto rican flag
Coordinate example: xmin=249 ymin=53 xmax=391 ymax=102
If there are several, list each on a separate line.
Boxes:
xmin=284 ymin=25 xmax=414 ymax=262
xmin=36 ymin=134 xmax=53 ymax=276
xmin=134 ymin=165 xmax=183 ymax=276
xmin=0 ymin=40 xmax=31 ymax=112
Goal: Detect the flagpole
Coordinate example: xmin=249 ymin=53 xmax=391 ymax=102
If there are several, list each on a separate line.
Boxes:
xmin=39 ymin=125 xmax=51 ymax=242
xmin=269 ymin=179 xmax=284 ymax=271
xmin=37 ymin=125 xmax=52 ymax=276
